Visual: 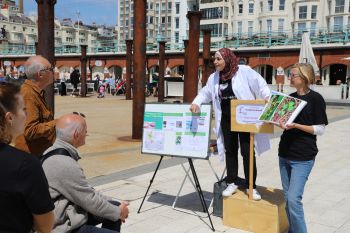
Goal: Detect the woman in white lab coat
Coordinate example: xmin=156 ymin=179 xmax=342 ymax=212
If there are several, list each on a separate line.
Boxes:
xmin=190 ymin=48 xmax=271 ymax=200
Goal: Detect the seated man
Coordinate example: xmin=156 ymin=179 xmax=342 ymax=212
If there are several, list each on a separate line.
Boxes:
xmin=42 ymin=113 xmax=129 ymax=233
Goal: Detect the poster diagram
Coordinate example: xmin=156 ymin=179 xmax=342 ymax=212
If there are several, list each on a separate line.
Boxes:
xmin=142 ymin=104 xmax=212 ymax=159
xmin=259 ymin=91 xmax=307 ymax=125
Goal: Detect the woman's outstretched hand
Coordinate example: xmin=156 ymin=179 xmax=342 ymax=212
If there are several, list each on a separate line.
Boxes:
xmin=190 ymin=104 xmax=200 ymax=113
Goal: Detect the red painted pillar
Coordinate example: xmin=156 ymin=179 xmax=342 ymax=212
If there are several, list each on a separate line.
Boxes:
xmin=202 ymin=29 xmax=211 ymax=86
xmin=125 ymin=39 xmax=133 ymax=100
xmin=80 ymin=45 xmax=87 ymax=97
xmin=183 ymin=11 xmax=202 ymax=103
xmin=132 ymin=0 xmax=146 ymax=140
xmin=36 ymin=0 xmax=56 ymax=113
xmin=158 ymin=41 xmax=166 ymax=102
xmin=182 ymin=39 xmax=189 ymax=101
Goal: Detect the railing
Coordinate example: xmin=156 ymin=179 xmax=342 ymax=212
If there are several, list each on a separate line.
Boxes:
xmin=2 ymin=26 xmax=350 ymax=55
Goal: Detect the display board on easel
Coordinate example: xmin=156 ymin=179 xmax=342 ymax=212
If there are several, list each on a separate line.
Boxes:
xmin=139 ymin=103 xmax=215 ymax=231
xmin=142 ymin=103 xmax=212 ymax=159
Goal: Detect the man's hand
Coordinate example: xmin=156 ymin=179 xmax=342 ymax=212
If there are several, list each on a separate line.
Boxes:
xmin=190 ymin=104 xmax=200 ymax=113
xmin=119 ymin=201 xmax=129 ymax=223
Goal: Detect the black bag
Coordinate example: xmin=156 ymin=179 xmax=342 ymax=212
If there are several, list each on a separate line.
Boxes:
xmin=212 ymin=179 xmax=227 ymax=218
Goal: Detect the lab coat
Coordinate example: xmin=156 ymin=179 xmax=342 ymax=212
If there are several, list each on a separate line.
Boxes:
xmin=192 ymin=65 xmax=271 ymax=160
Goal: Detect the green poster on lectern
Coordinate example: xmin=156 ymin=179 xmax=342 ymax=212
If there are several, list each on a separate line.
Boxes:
xmin=141 ymin=103 xmax=212 ymax=159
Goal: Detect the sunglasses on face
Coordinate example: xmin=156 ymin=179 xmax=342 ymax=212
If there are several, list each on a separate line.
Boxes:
xmin=73 ymin=112 xmax=86 ymax=118
xmin=39 ymin=66 xmax=55 ymax=73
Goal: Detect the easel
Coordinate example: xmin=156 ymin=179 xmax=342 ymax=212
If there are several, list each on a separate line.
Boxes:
xmin=172 ymin=156 xmax=226 ymax=211
xmin=137 ymin=156 xmax=215 ymax=231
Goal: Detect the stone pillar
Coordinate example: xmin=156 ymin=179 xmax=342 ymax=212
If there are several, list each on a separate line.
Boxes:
xmin=202 ymin=29 xmax=211 ymax=86
xmin=80 ymin=45 xmax=87 ymax=97
xmin=158 ymin=41 xmax=166 ymax=102
xmin=183 ymin=11 xmax=202 ymax=103
xmin=36 ymin=0 xmax=56 ymax=113
xmin=132 ymin=0 xmax=146 ymax=140
xmin=125 ymin=39 xmax=133 ymax=100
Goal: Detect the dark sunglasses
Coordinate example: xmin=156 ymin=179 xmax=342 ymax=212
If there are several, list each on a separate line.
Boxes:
xmin=73 ymin=112 xmax=86 ymax=118
xmin=39 ymin=66 xmax=55 ymax=72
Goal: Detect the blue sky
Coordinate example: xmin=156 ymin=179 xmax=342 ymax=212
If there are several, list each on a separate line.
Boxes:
xmin=22 ymin=0 xmax=118 ymax=26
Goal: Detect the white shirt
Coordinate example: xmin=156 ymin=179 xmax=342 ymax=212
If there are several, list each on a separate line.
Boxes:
xmin=192 ymin=65 xmax=271 ymax=160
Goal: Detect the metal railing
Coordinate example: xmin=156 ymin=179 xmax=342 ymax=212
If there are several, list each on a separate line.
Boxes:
xmin=2 ymin=26 xmax=350 ymax=55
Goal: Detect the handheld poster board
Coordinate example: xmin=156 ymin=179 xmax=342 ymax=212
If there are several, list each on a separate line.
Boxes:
xmin=142 ymin=103 xmax=212 ymax=159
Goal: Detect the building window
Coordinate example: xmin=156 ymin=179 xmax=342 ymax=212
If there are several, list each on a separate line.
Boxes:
xmin=167 ymin=16 xmax=171 ymax=25
xmin=239 ymin=3 xmax=243 ymax=14
xmin=299 ymin=6 xmax=307 ymax=19
xmin=150 ymin=2 xmax=153 ymax=10
xmin=278 ymin=18 xmax=284 ymax=35
xmin=237 ymin=21 xmax=242 ymax=36
xmin=175 ymin=32 xmax=179 ymax=43
xmin=279 ymin=0 xmax=285 ymax=10
xmin=260 ymin=2 xmax=263 ymax=12
xmin=161 ymin=17 xmax=165 ymax=24
xmin=298 ymin=22 xmax=306 ymax=34
xmin=268 ymin=0 xmax=273 ymax=11
xmin=200 ymin=7 xmax=224 ymax=19
xmin=168 ymin=2 xmax=172 ymax=9
xmin=248 ymin=21 xmax=253 ymax=37
xmin=311 ymin=5 xmax=317 ymax=19
xmin=150 ymin=16 xmax=153 ymax=24
xmin=200 ymin=24 xmax=223 ymax=37
xmin=310 ymin=22 xmax=317 ymax=36
xmin=175 ymin=17 xmax=179 ymax=29
xmin=175 ymin=3 xmax=180 ymax=14
xmin=267 ymin=19 xmax=272 ymax=33
xmin=335 ymin=0 xmax=345 ymax=13
xmin=249 ymin=3 xmax=254 ymax=13
xmin=334 ymin=16 xmax=343 ymax=32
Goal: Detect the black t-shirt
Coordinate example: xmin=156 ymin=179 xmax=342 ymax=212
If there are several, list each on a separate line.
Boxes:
xmin=219 ymin=78 xmax=236 ymax=121
xmin=0 ymin=143 xmax=54 ymax=232
xmin=278 ymin=90 xmax=328 ymax=161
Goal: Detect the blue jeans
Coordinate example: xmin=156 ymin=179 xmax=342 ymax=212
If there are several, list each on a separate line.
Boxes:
xmin=74 ymin=201 xmax=121 ymax=233
xmin=279 ymin=157 xmax=315 ymax=233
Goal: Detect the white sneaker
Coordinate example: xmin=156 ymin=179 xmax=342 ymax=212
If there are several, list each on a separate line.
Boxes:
xmin=222 ymin=183 xmax=238 ymax=197
xmin=246 ymin=189 xmax=261 ymax=201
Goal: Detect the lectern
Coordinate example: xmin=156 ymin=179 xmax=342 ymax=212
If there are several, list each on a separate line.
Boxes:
xmin=223 ymin=100 xmax=289 ymax=233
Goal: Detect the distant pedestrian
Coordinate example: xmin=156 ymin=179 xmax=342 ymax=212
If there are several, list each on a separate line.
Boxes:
xmin=70 ymin=69 xmax=80 ymax=96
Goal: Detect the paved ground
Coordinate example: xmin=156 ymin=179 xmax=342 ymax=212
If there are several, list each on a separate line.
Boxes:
xmin=54 ymin=93 xmax=350 ymax=233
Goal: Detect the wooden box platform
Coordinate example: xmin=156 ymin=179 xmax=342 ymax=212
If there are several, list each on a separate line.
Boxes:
xmin=223 ymin=187 xmax=289 ymax=233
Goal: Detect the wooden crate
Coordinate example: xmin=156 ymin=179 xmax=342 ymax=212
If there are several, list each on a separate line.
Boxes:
xmin=223 ymin=187 xmax=289 ymax=233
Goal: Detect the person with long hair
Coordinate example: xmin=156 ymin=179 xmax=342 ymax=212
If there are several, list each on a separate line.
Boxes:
xmin=190 ymin=48 xmax=271 ymax=200
xmin=278 ymin=63 xmax=328 ymax=233
xmin=0 ymin=82 xmax=54 ymax=232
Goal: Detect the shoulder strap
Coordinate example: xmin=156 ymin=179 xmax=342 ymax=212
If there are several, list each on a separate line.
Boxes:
xmin=41 ymin=148 xmax=72 ymax=164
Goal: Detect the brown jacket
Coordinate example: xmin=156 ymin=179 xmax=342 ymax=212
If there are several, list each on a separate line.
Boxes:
xmin=15 ymin=80 xmax=57 ymax=156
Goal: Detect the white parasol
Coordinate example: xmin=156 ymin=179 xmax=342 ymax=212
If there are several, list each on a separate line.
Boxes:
xmin=299 ymin=31 xmax=320 ymax=76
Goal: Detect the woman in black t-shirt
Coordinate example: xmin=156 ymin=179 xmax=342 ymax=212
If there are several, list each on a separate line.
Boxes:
xmin=278 ymin=63 xmax=328 ymax=233
xmin=0 ymin=82 xmax=54 ymax=233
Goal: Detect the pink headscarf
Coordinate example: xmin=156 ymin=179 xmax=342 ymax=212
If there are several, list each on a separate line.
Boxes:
xmin=217 ymin=48 xmax=239 ymax=81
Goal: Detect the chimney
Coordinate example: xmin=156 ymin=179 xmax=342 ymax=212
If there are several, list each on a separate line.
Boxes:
xmin=18 ymin=0 xmax=23 ymax=13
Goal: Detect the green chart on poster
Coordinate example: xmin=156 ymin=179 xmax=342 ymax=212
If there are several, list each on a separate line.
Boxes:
xmin=141 ymin=103 xmax=212 ymax=159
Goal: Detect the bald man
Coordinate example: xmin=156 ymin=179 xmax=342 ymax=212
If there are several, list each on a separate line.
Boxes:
xmin=42 ymin=114 xmax=129 ymax=233
xmin=15 ymin=55 xmax=57 ymax=156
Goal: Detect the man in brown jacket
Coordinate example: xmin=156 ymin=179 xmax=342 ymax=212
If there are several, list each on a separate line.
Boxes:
xmin=15 ymin=55 xmax=57 ymax=156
